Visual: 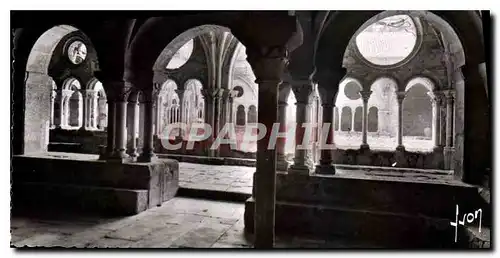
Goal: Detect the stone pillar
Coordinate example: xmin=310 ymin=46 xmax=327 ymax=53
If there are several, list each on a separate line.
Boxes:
xmin=60 ymin=89 xmax=72 ymax=128
xmin=315 ymin=99 xmax=335 ymax=174
xmin=246 ymin=46 xmax=287 ymax=248
xmin=429 ymin=91 xmax=443 ymax=151
xmin=396 ymin=91 xmax=406 ymax=151
xmin=138 ymin=85 xmax=159 ymax=162
xmin=175 ymin=89 xmax=185 ymax=138
xmin=50 ymin=89 xmax=56 ymax=128
xmin=220 ymin=89 xmax=231 ymax=130
xmin=126 ymin=99 xmax=139 ymax=161
xmin=100 ymin=98 xmax=115 ymax=160
xmin=444 ymin=89 xmax=455 ymax=170
xmin=439 ymin=95 xmax=447 ymax=148
xmin=288 ymin=81 xmax=313 ymax=175
xmin=276 ymin=83 xmax=291 ymax=171
xmin=110 ymin=84 xmax=130 ymax=162
xmin=315 ymin=70 xmax=345 ymax=175
xmin=79 ymin=91 xmax=87 ymax=130
xmin=360 ymin=90 xmax=372 ymax=149
xmin=155 ymin=95 xmax=162 ymax=136
xmin=201 ymin=88 xmax=218 ymax=156
xmin=91 ymin=91 xmax=99 ymax=129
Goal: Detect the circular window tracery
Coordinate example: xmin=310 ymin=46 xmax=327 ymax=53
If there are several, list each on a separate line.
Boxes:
xmin=344 ymin=81 xmax=361 ymax=101
xmin=67 ymin=40 xmax=87 ymax=64
xmin=233 ymin=86 xmax=244 ymax=98
xmin=355 ymin=15 xmax=417 ymax=66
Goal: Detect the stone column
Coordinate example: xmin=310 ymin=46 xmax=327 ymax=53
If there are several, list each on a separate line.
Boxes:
xmin=61 ymin=89 xmax=72 ymax=128
xmin=201 ymin=88 xmax=218 ymax=156
xmin=444 ymin=89 xmax=455 ymax=169
xmin=315 ymin=70 xmax=345 ymax=175
xmin=439 ymin=95 xmax=447 ymax=148
xmin=429 ymin=91 xmax=444 ymax=151
xmin=276 ymin=83 xmax=291 ymax=171
xmin=360 ymin=90 xmax=372 ymax=149
xmin=50 ymin=89 xmax=56 ymax=128
xmin=91 ymin=91 xmax=99 ymax=129
xmin=138 ymin=84 xmax=159 ymax=163
xmin=228 ymin=92 xmax=235 ymax=123
xmin=219 ymin=89 xmax=231 ymax=130
xmin=99 ymin=97 xmax=116 ymax=160
xmin=79 ymin=91 xmax=87 ymax=130
xmin=396 ymin=91 xmax=406 ymax=151
xmin=288 ymin=81 xmax=313 ymax=175
xmin=155 ymin=95 xmax=162 ymax=136
xmin=246 ymin=46 xmax=287 ymax=248
xmin=126 ymin=99 xmax=139 ymax=161
xmin=175 ymin=89 xmax=185 ymax=138
xmin=315 ymin=97 xmax=335 ymax=174
xmin=110 ymin=83 xmax=130 ymax=162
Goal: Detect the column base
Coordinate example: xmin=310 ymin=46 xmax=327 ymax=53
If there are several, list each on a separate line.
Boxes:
xmin=126 ymin=152 xmax=138 ymax=162
xmin=137 ymin=152 xmax=158 ymax=163
xmin=396 ymin=145 xmax=405 ymax=152
xmin=276 ymin=159 xmax=289 ymax=172
xmin=360 ymin=143 xmax=370 ymax=150
xmin=108 ymin=150 xmax=129 ymax=163
xmin=315 ymin=163 xmax=336 ymax=175
xmin=98 ymin=146 xmax=112 ymax=160
xmin=433 ymin=146 xmax=444 ymax=152
xmin=288 ymin=164 xmax=310 ymax=175
xmin=444 ymin=147 xmax=455 ymax=170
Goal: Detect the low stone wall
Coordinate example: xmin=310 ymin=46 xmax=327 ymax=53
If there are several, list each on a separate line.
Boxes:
xmin=244 ymin=172 xmax=488 ymax=248
xmin=333 ymin=148 xmax=444 ymax=169
xmin=11 ymin=153 xmax=179 ymax=215
xmin=49 ymin=128 xmax=106 ymax=154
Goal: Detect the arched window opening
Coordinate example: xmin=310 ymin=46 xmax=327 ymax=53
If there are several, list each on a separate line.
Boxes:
xmin=354 ymin=106 xmax=363 ymax=132
xmin=403 ymin=84 xmax=433 ymax=151
xmin=340 ymin=107 xmax=352 ymax=132
xmin=247 ymin=105 xmax=257 ymax=124
xmin=368 ymin=106 xmax=379 ymax=132
xmin=236 ymin=105 xmax=246 ymax=126
xmin=68 ymin=91 xmax=82 ymax=127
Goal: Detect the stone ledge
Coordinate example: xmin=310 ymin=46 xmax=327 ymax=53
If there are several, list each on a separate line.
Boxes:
xmin=177 ymin=187 xmax=251 ymax=203
xmin=12 ymin=182 xmax=149 ymax=215
xmin=244 ymin=198 xmax=470 ymax=248
xmin=11 ymin=153 xmax=179 ymax=215
xmin=275 ymin=172 xmax=484 ymax=219
xmin=156 ymin=153 xmax=255 ymax=167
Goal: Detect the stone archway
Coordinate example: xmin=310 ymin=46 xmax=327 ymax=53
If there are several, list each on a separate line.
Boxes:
xmin=23 ymin=25 xmax=80 ymax=153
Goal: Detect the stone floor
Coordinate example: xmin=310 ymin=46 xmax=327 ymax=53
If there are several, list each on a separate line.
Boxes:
xmin=10 ymin=197 xmax=382 ymax=249
xmin=29 ymin=152 xmax=455 ymax=196
xmin=179 ymin=162 xmax=254 ymax=194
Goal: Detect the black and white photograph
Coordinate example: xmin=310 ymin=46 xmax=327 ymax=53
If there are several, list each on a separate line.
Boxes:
xmin=5 ymin=1 xmax=495 ymax=253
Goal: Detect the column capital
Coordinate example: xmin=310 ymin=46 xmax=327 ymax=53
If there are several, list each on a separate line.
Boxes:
xmin=139 ymin=82 xmax=162 ymax=103
xmin=443 ymin=89 xmax=456 ymax=101
xmin=103 ymin=80 xmax=133 ymax=102
xmin=317 ymin=87 xmax=336 ymax=106
xmin=84 ymin=89 xmax=98 ymax=99
xmin=396 ymin=91 xmax=406 ymax=103
xmin=291 ymin=80 xmax=313 ymax=104
xmin=246 ymin=45 xmax=288 ymax=84
xmin=360 ymin=90 xmax=372 ymax=103
xmin=201 ymin=88 xmax=221 ymax=100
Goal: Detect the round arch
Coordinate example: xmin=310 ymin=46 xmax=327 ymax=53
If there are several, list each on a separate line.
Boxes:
xmin=125 ymin=12 xmax=249 ymax=86
xmin=405 ymin=76 xmax=435 ymax=92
